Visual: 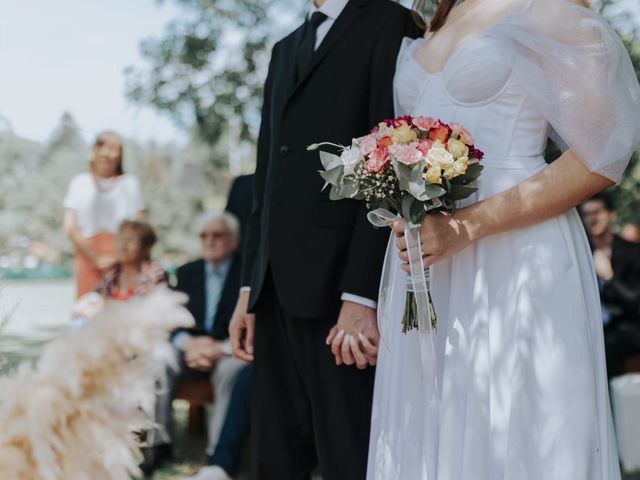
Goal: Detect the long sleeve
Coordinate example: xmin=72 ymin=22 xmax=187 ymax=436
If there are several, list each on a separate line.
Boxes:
xmin=241 ymin=44 xmax=278 ymax=287
xmin=339 ymin=9 xmax=423 ymax=299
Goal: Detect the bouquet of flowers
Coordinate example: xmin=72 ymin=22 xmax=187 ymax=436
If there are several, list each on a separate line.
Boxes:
xmin=309 ymin=116 xmax=484 ymax=333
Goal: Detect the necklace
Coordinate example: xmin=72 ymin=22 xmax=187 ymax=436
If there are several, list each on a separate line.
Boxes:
xmin=93 ymin=175 xmax=119 ymax=193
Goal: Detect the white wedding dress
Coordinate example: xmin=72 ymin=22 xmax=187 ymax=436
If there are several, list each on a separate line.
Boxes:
xmin=367 ymin=1 xmax=640 ymax=479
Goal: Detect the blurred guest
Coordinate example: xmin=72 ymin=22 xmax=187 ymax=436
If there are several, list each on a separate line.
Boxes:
xmin=72 ymin=219 xmax=164 ymax=321
xmin=95 ymin=220 xmax=165 ymax=300
xmin=224 ymin=174 xmax=254 ymax=238
xmin=145 ymin=212 xmax=246 ymax=475
xmin=620 ymin=223 xmax=640 ymax=244
xmin=581 ymin=192 xmax=640 ymax=378
xmin=63 ymin=131 xmax=145 ymax=298
xmin=185 ymin=364 xmax=252 ymax=480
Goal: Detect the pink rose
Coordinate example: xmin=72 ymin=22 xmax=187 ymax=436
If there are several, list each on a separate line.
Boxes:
xmin=359 ymin=134 xmax=378 ymax=155
xmin=413 ymin=116 xmax=439 ymax=131
xmin=415 ymin=139 xmax=433 ymax=155
xmin=389 ymin=144 xmax=422 ymax=165
xmin=450 ymin=123 xmax=475 ymax=145
xmin=366 ymin=148 xmax=390 ymax=173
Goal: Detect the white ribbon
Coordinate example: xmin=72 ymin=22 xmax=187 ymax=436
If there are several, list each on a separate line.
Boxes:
xmin=368 ymin=207 xmax=440 ymax=474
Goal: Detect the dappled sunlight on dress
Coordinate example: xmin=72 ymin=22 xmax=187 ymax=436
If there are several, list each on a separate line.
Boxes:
xmin=368 ymin=1 xmax=640 ymax=479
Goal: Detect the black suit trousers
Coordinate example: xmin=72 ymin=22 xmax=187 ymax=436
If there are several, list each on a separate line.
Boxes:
xmin=251 ymin=273 xmax=375 ymax=480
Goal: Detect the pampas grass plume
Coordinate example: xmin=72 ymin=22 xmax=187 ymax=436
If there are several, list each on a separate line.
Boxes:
xmin=0 ymin=286 xmax=194 ymax=480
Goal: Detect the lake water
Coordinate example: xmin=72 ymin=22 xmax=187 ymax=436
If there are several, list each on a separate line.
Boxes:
xmin=0 ymin=278 xmax=75 ymax=374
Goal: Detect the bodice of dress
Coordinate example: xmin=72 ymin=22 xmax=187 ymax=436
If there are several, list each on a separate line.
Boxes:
xmin=394 ymin=36 xmax=550 ymax=166
xmin=392 ymin=0 xmax=640 ymax=183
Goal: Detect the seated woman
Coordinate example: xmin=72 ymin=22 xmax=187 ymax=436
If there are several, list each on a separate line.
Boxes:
xmin=72 ymin=219 xmax=165 ymax=322
xmin=96 ymin=219 xmax=165 ymax=300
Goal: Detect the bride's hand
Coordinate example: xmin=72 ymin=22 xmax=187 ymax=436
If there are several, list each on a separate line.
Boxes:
xmin=325 ymin=301 xmax=379 ymax=369
xmin=392 ymin=209 xmax=474 ymax=272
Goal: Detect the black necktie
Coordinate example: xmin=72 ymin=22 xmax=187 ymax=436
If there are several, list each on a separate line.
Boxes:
xmin=296 ymin=11 xmax=328 ymax=81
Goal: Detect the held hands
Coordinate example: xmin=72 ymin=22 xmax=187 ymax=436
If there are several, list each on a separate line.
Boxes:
xmin=229 ymin=290 xmax=256 ymax=362
xmin=182 ymin=336 xmax=225 ymax=371
xmin=392 ymin=210 xmax=474 ymax=272
xmin=326 ymin=301 xmax=379 ymax=369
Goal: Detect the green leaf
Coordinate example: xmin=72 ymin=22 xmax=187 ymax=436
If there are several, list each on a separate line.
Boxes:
xmin=410 ymin=200 xmax=427 ymax=224
xmin=319 ymin=164 xmax=343 ymax=187
xmin=424 ymin=183 xmax=446 ymax=200
xmin=319 ymin=151 xmax=342 ymax=170
xmin=395 ymin=162 xmax=413 ymax=191
xmin=401 ymin=195 xmax=415 ymax=221
xmin=463 ymin=163 xmax=483 ymax=182
xmin=339 ymin=178 xmax=359 ymax=198
xmin=329 ymin=185 xmax=343 ymax=201
xmin=447 ymin=184 xmax=478 ymax=201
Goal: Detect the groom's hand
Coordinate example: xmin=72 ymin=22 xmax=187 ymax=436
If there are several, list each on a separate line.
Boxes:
xmin=327 ymin=301 xmax=379 ymax=369
xmin=229 ymin=290 xmax=255 ymax=362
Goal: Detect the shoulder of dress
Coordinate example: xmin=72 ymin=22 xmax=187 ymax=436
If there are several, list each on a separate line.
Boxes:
xmin=397 ymin=37 xmax=423 ymax=62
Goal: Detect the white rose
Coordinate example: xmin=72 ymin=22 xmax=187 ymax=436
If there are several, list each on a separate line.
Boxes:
xmin=426 ymin=147 xmax=454 ymax=169
xmin=340 ymin=146 xmax=364 ymax=175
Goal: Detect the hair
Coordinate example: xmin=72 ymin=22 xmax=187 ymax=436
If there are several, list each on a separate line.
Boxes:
xmin=413 ymin=0 xmax=457 ymax=32
xmin=414 ymin=0 xmax=591 ymax=32
xmin=586 ymin=191 xmax=615 ymax=212
xmin=90 ymin=131 xmax=124 ymax=175
xmin=197 ymin=211 xmax=240 ymax=240
xmin=118 ymin=220 xmax=158 ymax=261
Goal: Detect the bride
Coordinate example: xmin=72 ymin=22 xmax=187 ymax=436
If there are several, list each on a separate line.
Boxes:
xmin=355 ymin=0 xmax=640 ymax=478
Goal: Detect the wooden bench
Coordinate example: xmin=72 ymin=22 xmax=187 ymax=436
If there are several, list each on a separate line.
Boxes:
xmin=174 ymin=379 xmax=214 ymax=435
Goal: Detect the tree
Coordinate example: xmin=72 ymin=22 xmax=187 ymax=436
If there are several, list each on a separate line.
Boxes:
xmin=125 ymin=0 xmax=302 ymax=158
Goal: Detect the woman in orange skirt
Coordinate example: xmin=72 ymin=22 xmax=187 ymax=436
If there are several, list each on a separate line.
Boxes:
xmin=63 ymin=131 xmax=145 ymax=297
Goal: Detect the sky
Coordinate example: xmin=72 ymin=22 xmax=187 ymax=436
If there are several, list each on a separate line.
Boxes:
xmin=0 ymin=0 xmax=637 ymax=146
xmin=0 ymin=0 xmax=187 ymax=145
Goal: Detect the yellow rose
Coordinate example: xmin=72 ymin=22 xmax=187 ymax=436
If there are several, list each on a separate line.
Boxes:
xmin=392 ymin=123 xmax=418 ymax=144
xmin=443 ymin=168 xmax=456 ymax=180
xmin=431 ymin=139 xmax=446 ymax=150
xmin=447 ymin=138 xmax=469 ymax=159
xmin=426 ymin=146 xmax=454 ymax=169
xmin=425 ymin=165 xmax=442 ymax=184
xmin=452 ymin=156 xmax=469 ymax=176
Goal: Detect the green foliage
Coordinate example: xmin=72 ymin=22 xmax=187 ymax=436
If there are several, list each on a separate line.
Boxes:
xmin=125 ymin=0 xmax=303 ymax=157
xmin=600 ymin=1 xmax=640 ymax=226
xmin=0 ymin=113 xmax=233 ymax=270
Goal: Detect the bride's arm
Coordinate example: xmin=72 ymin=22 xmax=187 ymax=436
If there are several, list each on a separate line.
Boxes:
xmin=394 ymin=150 xmax=613 ymax=269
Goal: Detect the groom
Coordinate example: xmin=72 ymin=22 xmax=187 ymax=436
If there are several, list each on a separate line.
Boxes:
xmin=229 ymin=0 xmax=422 ymax=478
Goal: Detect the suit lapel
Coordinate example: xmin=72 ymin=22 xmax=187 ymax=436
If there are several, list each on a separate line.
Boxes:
xmin=286 ymin=0 xmax=369 ymax=105
xmin=272 ymin=25 xmax=306 ymax=128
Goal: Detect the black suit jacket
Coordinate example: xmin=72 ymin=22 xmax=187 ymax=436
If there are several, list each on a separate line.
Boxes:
xmin=243 ymin=0 xmax=423 ymax=318
xmin=602 ymin=235 xmax=640 ymax=328
xmin=174 ymin=255 xmax=242 ymax=341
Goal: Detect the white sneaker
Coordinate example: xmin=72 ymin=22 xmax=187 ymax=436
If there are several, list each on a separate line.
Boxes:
xmin=184 ymin=465 xmax=233 ymax=480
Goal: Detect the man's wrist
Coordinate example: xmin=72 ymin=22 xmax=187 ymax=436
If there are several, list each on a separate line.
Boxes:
xmin=341 ymin=293 xmax=377 ymax=310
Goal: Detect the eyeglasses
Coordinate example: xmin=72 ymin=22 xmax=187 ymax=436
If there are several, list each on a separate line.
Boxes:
xmin=200 ymin=231 xmax=230 ymax=240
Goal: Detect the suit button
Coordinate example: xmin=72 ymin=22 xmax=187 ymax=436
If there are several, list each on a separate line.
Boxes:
xmin=279 ymin=145 xmax=289 ymax=155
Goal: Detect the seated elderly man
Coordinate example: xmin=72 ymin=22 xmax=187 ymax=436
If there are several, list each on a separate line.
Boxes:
xmin=142 ymin=211 xmax=247 ymax=475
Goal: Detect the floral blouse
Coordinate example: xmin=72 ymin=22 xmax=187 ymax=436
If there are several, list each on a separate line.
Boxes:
xmin=96 ymin=262 xmax=167 ymax=301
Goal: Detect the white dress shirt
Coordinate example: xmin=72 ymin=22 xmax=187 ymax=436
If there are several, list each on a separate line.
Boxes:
xmin=241 ymin=0 xmax=377 ymax=311
xmin=309 ymin=0 xmax=349 ymax=50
